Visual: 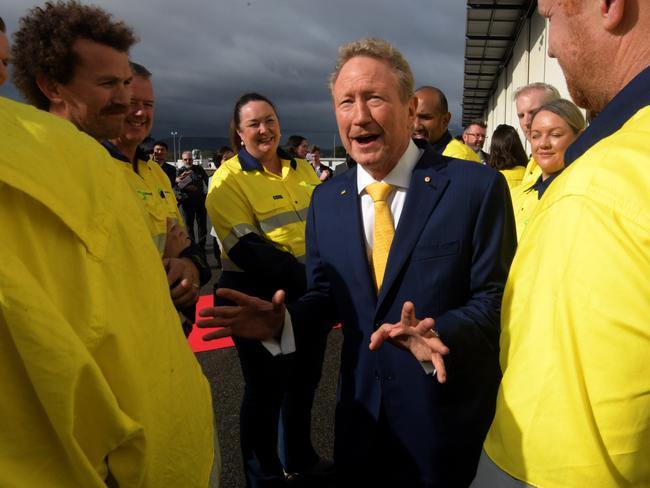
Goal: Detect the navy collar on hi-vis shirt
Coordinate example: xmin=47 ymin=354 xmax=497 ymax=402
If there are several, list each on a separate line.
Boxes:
xmin=101 ymin=140 xmax=149 ymax=164
xmin=565 ymin=65 xmax=650 ymax=166
xmin=238 ymin=146 xmax=297 ymax=172
xmin=530 ymin=172 xmax=560 ymax=199
xmin=431 ymin=130 xmax=453 ymax=155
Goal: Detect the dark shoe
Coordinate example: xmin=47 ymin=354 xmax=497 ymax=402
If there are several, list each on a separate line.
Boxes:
xmin=302 ymin=459 xmax=335 ymax=477
xmin=285 ymin=459 xmax=335 ymax=486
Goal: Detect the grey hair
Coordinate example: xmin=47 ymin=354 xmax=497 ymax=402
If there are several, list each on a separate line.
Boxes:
xmin=531 ymin=98 xmax=586 ymax=134
xmin=328 ymin=37 xmax=414 ymax=103
xmin=464 ymin=118 xmax=487 ymax=131
xmin=513 ymin=82 xmax=561 ymax=103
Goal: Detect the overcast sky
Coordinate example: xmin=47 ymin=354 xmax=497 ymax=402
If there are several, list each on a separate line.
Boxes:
xmin=1 ymin=0 xmax=469 ymax=150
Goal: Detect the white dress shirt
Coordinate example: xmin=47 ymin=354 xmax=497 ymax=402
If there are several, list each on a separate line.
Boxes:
xmin=357 ymin=140 xmax=422 ymax=256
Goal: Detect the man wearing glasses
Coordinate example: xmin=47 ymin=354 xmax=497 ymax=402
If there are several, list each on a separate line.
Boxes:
xmin=462 ymin=119 xmax=489 ymax=164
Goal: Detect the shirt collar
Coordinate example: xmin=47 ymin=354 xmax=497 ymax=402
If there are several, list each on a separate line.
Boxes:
xmin=565 ymin=65 xmax=650 ymax=166
xmin=357 ymin=139 xmax=423 ymax=194
xmin=238 ymin=146 xmax=297 ymax=172
xmin=101 ymin=140 xmax=148 ymax=163
xmin=529 ymin=172 xmax=560 ymax=199
xmin=431 ymin=131 xmax=452 ymax=155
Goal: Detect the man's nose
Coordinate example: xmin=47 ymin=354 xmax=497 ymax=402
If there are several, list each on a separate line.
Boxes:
xmin=352 ymin=101 xmax=371 ymax=125
xmin=114 ymin=82 xmax=131 ymax=106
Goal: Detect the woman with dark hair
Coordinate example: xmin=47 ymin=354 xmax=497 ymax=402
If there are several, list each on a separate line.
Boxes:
xmin=286 ymin=134 xmax=309 ymax=159
xmin=205 ymin=93 xmax=330 ymax=487
xmin=487 ymin=124 xmax=528 ymax=190
xmin=215 ymin=145 xmax=235 ymax=167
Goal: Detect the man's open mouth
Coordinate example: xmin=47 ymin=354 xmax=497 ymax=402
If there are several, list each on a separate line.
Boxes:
xmin=354 ymin=135 xmax=379 ymax=145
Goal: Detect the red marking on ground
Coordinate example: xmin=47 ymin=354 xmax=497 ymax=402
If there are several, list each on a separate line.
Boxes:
xmin=188 ymin=294 xmax=235 ymax=353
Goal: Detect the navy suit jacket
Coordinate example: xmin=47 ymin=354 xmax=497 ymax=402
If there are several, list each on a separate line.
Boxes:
xmin=289 ymin=142 xmax=516 ymax=485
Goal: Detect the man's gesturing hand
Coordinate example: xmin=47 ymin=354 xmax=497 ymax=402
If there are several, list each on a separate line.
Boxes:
xmin=164 ymin=257 xmax=200 ymax=307
xmin=369 ymin=301 xmax=449 ymax=383
xmin=197 ymin=288 xmax=286 ymax=342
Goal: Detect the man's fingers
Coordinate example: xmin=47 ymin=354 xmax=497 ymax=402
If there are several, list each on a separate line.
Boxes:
xmin=170 ymin=277 xmax=200 ymax=307
xmin=369 ymin=325 xmax=395 ymax=350
xmin=431 ymin=353 xmax=447 ymax=383
xmin=198 ymin=305 xmax=241 ymax=319
xmin=215 ymin=287 xmax=260 ymax=306
xmin=400 ymin=301 xmax=416 ymax=327
xmin=170 ymin=278 xmax=192 ymax=299
xmin=386 ymin=325 xmax=409 ymax=339
xmin=414 ymin=317 xmax=435 ymax=334
xmin=196 ymin=318 xmax=217 ymax=329
xmin=196 ymin=317 xmax=232 ymax=329
xmin=166 ymin=262 xmax=182 ymax=285
xmin=271 ymin=289 xmax=285 ymax=311
xmin=432 ymin=340 xmax=450 ymax=356
xmin=202 ymin=327 xmax=232 ymax=341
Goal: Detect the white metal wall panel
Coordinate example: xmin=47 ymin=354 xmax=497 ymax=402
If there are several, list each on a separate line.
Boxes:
xmin=510 ymin=19 xmax=531 ymax=142
xmin=487 ymin=94 xmax=496 ymax=141
xmin=505 ymin=60 xmax=515 ymax=127
xmin=487 ymin=71 xmax=508 ymax=150
xmin=542 ymin=19 xmax=571 ymax=99
xmin=528 ymin=13 xmax=547 ymax=86
xmin=470 ymin=6 xmax=589 ymax=152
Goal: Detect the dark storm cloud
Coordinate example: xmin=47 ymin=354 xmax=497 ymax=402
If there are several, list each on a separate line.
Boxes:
xmin=0 ymin=0 xmax=469 ymax=149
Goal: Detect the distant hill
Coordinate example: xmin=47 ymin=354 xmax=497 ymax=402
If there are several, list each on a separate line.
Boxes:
xmin=154 ymin=136 xmax=231 ymax=152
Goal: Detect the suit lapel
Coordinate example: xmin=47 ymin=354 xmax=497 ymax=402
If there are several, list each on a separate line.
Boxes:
xmin=376 ymin=153 xmax=450 ymax=308
xmin=334 ymin=168 xmax=377 ymax=303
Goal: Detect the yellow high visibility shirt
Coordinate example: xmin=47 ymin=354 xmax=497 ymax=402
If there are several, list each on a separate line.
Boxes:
xmin=520 ymin=156 xmax=542 ymax=187
xmin=484 ymin=104 xmax=650 ymax=486
xmin=442 ymin=137 xmax=482 ymax=163
xmin=207 ymin=150 xmax=319 ymax=267
xmin=500 ymin=165 xmax=526 ymax=191
xmin=104 ymin=142 xmax=184 ymax=255
xmin=0 ymin=98 xmax=215 ymax=487
xmin=510 ymin=182 xmax=539 ymax=241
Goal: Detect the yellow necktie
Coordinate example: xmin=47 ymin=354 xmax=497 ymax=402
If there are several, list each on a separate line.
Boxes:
xmin=366 ymin=182 xmax=395 ymax=291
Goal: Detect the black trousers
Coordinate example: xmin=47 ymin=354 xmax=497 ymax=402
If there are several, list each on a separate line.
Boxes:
xmin=233 ymin=337 xmax=323 ymax=488
xmin=180 ymin=199 xmax=207 ymax=249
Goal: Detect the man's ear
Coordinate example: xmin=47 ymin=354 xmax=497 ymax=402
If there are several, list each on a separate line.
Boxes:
xmin=600 ymin=0 xmax=626 ymax=32
xmin=442 ymin=112 xmax=451 ymax=130
xmin=406 ymin=95 xmax=417 ymax=129
xmin=35 ymin=74 xmax=64 ymax=105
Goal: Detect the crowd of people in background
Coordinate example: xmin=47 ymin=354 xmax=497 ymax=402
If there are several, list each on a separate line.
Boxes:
xmin=1 ymin=1 xmax=649 ymax=487
xmin=151 ymin=85 xmax=584 ymax=252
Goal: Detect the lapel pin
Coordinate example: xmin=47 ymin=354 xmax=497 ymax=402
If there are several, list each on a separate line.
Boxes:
xmin=424 ymin=176 xmax=431 ymax=183
xmin=340 ymin=189 xmax=347 ymax=195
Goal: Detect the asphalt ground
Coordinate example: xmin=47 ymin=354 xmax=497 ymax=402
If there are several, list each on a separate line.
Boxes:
xmin=196 ymin=239 xmax=341 ymax=488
